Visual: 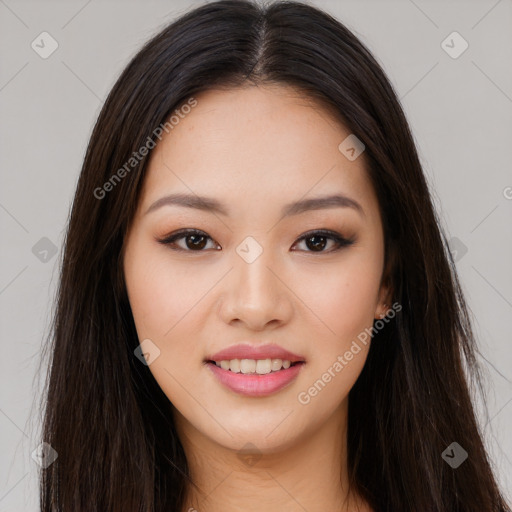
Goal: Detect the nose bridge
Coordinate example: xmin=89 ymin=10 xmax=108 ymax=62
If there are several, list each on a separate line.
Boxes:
xmin=234 ymin=234 xmax=279 ymax=301
xmin=219 ymin=235 xmax=292 ymax=328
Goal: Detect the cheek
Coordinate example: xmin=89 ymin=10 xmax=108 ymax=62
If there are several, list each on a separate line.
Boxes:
xmin=124 ymin=238 xmax=227 ymax=400
xmin=124 ymin=241 xmax=210 ymax=338
xmin=297 ymin=252 xmax=383 ymax=347
xmin=292 ymin=260 xmax=379 ymax=419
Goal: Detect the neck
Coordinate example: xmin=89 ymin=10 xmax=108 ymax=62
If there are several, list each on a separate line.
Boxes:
xmin=176 ymin=400 xmax=370 ymax=512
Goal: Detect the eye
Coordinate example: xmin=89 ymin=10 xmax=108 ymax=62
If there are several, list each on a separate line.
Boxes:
xmin=291 ymin=229 xmax=355 ymax=253
xmin=157 ymin=229 xmax=220 ymax=251
xmin=158 ymin=228 xmax=354 ymax=254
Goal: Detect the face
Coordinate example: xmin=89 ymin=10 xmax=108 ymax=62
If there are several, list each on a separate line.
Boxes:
xmin=122 ymin=84 xmax=390 ymax=455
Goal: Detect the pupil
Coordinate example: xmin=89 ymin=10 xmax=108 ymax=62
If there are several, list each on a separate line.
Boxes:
xmin=184 ymin=235 xmax=328 ymax=251
xmin=307 ymin=235 xmax=326 ymax=251
xmin=187 ymin=234 xmax=207 ymax=250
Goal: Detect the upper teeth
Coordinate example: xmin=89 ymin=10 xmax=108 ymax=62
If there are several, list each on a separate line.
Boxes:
xmin=214 ymin=358 xmax=292 ymax=374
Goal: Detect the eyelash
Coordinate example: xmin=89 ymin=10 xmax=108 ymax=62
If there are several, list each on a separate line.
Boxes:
xmin=157 ymin=228 xmax=355 ymax=254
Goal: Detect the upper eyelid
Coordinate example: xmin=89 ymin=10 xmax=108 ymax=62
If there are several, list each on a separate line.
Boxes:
xmin=158 ymin=228 xmax=353 ymax=250
xmin=160 ymin=228 xmax=344 ymax=241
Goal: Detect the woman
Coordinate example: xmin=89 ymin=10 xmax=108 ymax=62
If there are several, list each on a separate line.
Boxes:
xmin=39 ymin=1 xmax=511 ymax=510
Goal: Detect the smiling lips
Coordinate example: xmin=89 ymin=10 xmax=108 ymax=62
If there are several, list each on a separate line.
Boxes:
xmin=205 ymin=343 xmax=306 ymax=397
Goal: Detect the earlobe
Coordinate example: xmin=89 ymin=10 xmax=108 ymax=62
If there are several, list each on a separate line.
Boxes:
xmin=375 ymin=243 xmax=396 ymax=319
xmin=375 ymin=298 xmax=390 ymax=320
xmin=375 ymin=281 xmax=394 ymax=319
xmin=376 ymin=304 xmax=388 ymax=319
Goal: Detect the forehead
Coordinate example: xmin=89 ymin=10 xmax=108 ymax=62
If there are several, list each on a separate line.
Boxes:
xmin=139 ymin=85 xmax=379 ymax=221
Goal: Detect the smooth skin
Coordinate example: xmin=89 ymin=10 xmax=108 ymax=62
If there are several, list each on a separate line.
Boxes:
xmin=122 ymin=84 xmax=391 ymax=512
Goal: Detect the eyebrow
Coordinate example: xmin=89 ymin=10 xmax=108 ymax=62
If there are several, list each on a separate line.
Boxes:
xmin=145 ymin=192 xmax=364 ymax=218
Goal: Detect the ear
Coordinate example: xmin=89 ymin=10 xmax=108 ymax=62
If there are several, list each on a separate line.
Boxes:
xmin=375 ymin=243 xmax=396 ymax=319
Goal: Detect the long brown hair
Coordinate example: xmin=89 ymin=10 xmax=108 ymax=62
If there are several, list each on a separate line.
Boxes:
xmin=39 ymin=1 xmax=510 ymax=510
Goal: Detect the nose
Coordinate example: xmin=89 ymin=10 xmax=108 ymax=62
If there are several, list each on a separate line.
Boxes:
xmin=217 ymin=246 xmax=294 ymax=331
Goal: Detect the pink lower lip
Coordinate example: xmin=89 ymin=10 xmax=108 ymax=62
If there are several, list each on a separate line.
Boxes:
xmin=206 ymin=362 xmax=305 ymax=397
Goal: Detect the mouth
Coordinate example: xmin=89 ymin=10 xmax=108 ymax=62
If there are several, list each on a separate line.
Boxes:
xmin=204 ymin=358 xmax=306 ymax=397
xmin=204 ymin=343 xmax=306 ymax=396
xmin=206 ymin=358 xmax=305 ymax=375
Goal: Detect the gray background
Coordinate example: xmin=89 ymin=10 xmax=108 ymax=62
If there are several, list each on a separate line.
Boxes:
xmin=1 ymin=0 xmax=511 ymax=509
